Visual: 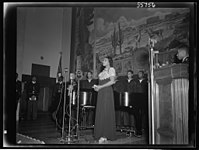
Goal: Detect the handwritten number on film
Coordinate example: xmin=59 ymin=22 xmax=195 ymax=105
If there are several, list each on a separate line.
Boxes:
xmin=137 ymin=2 xmax=156 ymax=8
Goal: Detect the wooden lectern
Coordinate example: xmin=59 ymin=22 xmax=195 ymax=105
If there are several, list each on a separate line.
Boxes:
xmin=152 ymin=63 xmax=189 ymax=144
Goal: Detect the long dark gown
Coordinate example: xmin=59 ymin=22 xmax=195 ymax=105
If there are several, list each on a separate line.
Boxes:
xmin=94 ymin=78 xmax=116 ymax=140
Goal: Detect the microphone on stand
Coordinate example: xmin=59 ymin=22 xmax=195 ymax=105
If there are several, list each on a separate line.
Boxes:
xmin=148 ymin=38 xmax=159 ymax=144
xmin=149 ymin=38 xmax=157 ymax=49
xmin=149 ymin=38 xmax=159 ymax=69
xmin=59 ymin=68 xmax=68 ymax=142
xmin=68 ymin=73 xmax=75 ymax=96
xmin=75 ymin=70 xmax=82 ymax=139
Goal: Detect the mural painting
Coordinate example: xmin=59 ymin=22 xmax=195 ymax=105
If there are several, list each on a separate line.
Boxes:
xmin=75 ymin=7 xmax=190 ymax=77
xmin=75 ymin=7 xmax=95 ymax=76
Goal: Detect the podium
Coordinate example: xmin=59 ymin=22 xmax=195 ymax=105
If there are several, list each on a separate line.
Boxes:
xmin=152 ymin=64 xmax=189 ymax=144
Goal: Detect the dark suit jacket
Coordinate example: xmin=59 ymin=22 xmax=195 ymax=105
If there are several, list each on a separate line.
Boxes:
xmin=182 ymin=57 xmax=189 ymax=64
xmin=132 ymin=78 xmax=148 ymax=109
xmin=123 ymin=78 xmax=136 ymax=93
xmin=53 ymin=82 xmax=64 ymax=97
xmin=174 ymin=56 xmax=189 ymax=64
xmin=26 ymin=82 xmax=40 ymax=99
xmin=133 ymin=78 xmax=148 ymax=94
xmin=80 ymin=79 xmax=98 ymax=91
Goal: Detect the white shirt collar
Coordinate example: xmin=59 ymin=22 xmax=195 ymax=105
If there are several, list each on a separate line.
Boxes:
xmin=182 ymin=56 xmax=188 ymax=62
xmin=139 ymin=78 xmax=143 ymax=83
xmin=128 ymin=79 xmax=132 ymax=82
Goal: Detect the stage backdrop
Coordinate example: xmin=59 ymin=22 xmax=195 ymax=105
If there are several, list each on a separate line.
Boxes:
xmin=73 ymin=7 xmax=189 ymax=78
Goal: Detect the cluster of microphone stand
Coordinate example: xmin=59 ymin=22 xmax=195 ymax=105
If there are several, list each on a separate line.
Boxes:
xmin=58 ymin=70 xmax=82 ymax=144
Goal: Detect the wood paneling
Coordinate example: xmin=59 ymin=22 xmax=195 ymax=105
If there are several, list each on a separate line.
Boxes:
xmin=38 ymin=87 xmax=50 ymax=111
xmin=153 ymin=64 xmax=189 ymax=144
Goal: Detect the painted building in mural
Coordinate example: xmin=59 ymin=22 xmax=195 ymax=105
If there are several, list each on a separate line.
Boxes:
xmin=74 ymin=8 xmax=190 ymax=78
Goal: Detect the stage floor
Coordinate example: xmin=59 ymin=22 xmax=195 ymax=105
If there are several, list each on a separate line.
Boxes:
xmin=17 ymin=111 xmax=148 ymax=146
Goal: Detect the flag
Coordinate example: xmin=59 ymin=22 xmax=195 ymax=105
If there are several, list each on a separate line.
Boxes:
xmin=57 ymin=52 xmax=62 ymax=79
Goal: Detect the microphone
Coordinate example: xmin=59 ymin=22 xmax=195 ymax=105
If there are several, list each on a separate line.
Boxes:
xmin=69 ymin=73 xmax=75 ymax=85
xmin=149 ymin=38 xmax=157 ymax=48
xmin=68 ymin=73 xmax=75 ymax=96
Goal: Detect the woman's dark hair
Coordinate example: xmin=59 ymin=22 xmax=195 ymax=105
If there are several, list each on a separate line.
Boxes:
xmin=100 ymin=65 xmax=105 ymax=72
xmin=106 ymin=56 xmax=113 ymax=67
xmin=100 ymin=56 xmax=113 ymax=72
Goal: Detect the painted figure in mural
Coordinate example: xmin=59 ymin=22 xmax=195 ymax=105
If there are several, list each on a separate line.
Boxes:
xmin=176 ymin=44 xmax=189 ymax=64
xmin=146 ymin=28 xmax=164 ymax=40
xmin=80 ymin=71 xmax=98 ymax=127
xmin=26 ymin=76 xmax=40 ymax=120
xmin=133 ymin=71 xmax=148 ymax=138
xmin=135 ymin=29 xmax=141 ymax=49
xmin=93 ymin=56 xmax=117 ymax=143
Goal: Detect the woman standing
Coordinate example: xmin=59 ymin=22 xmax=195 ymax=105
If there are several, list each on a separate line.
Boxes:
xmin=93 ymin=56 xmax=117 ymax=143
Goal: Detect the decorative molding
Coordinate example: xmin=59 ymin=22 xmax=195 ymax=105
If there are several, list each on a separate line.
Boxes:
xmin=154 ymin=64 xmax=189 ymax=80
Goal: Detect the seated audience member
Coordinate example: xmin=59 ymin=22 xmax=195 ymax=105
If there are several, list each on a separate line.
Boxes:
xmin=175 ymin=44 xmax=189 ymax=64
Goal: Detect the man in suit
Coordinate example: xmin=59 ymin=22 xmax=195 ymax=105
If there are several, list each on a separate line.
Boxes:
xmin=26 ymin=76 xmax=40 ymax=120
xmin=80 ymin=71 xmax=98 ymax=127
xmin=81 ymin=71 xmax=98 ymax=91
xmin=133 ymin=71 xmax=148 ymax=137
xmin=123 ymin=70 xmax=136 ymax=131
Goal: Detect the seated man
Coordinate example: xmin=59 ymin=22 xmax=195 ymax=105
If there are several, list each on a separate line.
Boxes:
xmin=175 ymin=44 xmax=189 ymax=64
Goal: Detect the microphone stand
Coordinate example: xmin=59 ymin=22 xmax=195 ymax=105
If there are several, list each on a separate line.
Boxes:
xmin=66 ymin=80 xmax=73 ymax=143
xmin=74 ymin=70 xmax=82 ymax=140
xmin=54 ymin=81 xmax=63 ymax=130
xmin=148 ymin=38 xmax=158 ymax=145
xmin=75 ymin=78 xmax=80 ymax=139
xmin=59 ymin=72 xmax=68 ymax=142
xmin=58 ymin=69 xmax=74 ymax=144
